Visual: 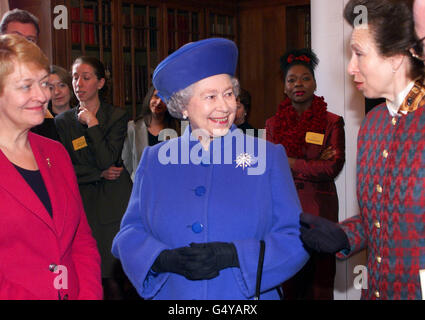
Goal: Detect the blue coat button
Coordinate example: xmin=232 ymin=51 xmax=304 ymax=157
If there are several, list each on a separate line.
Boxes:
xmin=192 ymin=222 xmax=204 ymax=233
xmin=194 ymin=186 xmax=206 ymax=196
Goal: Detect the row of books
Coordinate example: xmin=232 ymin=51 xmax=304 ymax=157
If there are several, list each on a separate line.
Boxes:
xmin=122 ymin=28 xmax=146 ymax=49
xmin=168 ymin=12 xmax=191 ymax=31
xmin=71 ymin=6 xmax=112 ymax=46
xmin=122 ymin=29 xmax=157 ymax=50
xmin=122 ymin=13 xmax=146 ymax=27
xmin=124 ymin=64 xmax=148 ymax=104
xmin=71 ymin=3 xmax=111 ymax=24
xmin=209 ymin=15 xmax=234 ymax=35
xmin=167 ymin=12 xmax=201 ymax=51
xmin=71 ymin=7 xmax=96 ymax=45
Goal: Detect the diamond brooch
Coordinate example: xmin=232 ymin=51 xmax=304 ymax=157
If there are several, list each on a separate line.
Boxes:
xmin=235 ymin=153 xmax=254 ymax=170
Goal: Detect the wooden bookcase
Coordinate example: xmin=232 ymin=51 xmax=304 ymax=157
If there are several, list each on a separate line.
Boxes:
xmin=10 ymin=0 xmax=310 ymax=127
xmin=50 ymin=0 xmax=237 ymax=120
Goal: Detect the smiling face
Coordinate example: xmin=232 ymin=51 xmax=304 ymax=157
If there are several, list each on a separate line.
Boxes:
xmin=183 ymin=74 xmax=237 ymax=139
xmin=72 ymin=63 xmax=105 ymax=104
xmin=150 ymin=90 xmax=167 ymax=116
xmin=347 ymin=27 xmax=395 ymax=99
xmin=0 ymin=62 xmax=50 ymax=130
xmin=234 ymin=97 xmax=246 ymax=125
xmin=284 ymin=64 xmax=316 ymax=108
xmin=48 ymin=73 xmax=71 ymax=110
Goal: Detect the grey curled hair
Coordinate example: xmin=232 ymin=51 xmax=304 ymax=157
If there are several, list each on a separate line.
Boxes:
xmin=165 ymin=76 xmax=240 ymax=119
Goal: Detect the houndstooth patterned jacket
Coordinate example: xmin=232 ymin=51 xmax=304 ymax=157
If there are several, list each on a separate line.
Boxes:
xmin=337 ymin=79 xmax=425 ymax=300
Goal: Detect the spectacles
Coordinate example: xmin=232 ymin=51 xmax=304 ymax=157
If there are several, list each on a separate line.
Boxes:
xmin=410 ymin=36 xmax=425 ymax=61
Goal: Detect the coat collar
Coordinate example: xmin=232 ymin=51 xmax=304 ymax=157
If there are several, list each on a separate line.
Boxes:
xmin=180 ymin=124 xmax=249 ymax=165
xmin=0 ymin=133 xmax=67 ymax=234
xmin=398 ymin=78 xmax=425 ymax=114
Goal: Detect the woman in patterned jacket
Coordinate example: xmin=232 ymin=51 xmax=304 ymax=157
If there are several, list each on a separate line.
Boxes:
xmin=302 ymin=0 xmax=425 ymax=300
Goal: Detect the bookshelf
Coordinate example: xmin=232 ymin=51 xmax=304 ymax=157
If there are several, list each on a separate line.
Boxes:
xmin=207 ymin=12 xmax=236 ymax=41
xmin=166 ymin=7 xmax=203 ymax=55
xmin=50 ymin=0 xmax=237 ymax=119
xmin=119 ymin=2 xmax=161 ymax=119
xmin=67 ymin=0 xmax=115 ymax=104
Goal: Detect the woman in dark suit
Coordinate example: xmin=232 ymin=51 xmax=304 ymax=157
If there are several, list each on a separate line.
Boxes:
xmin=266 ymin=48 xmax=345 ymax=299
xmin=55 ymin=56 xmax=132 ymax=299
xmin=0 ymin=34 xmax=102 ymax=300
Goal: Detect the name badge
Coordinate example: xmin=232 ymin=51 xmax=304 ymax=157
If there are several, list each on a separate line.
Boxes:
xmin=305 ymin=132 xmax=324 ymax=146
xmin=72 ymin=136 xmax=88 ymax=151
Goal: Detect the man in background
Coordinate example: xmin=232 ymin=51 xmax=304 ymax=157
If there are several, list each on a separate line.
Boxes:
xmin=0 ymin=8 xmax=39 ymax=43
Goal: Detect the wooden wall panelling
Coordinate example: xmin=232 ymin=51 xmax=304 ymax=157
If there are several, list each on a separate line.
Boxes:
xmin=286 ymin=5 xmax=311 ymax=50
xmin=237 ymin=3 xmax=288 ymax=130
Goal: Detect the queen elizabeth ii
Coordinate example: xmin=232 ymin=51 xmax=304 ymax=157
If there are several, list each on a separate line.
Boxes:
xmin=112 ymin=38 xmax=309 ymax=300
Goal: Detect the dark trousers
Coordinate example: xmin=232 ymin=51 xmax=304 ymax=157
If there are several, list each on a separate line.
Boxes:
xmin=281 ymin=252 xmax=336 ymax=300
xmin=102 ymin=261 xmax=142 ymax=300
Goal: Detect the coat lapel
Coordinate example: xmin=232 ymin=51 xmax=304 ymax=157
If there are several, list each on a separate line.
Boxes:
xmin=0 ymin=139 xmax=56 ymax=233
xmin=29 ymin=133 xmax=67 ymax=236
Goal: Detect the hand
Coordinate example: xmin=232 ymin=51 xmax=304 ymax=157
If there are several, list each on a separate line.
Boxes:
xmin=101 ymin=166 xmax=123 ymax=180
xmin=152 ymin=246 xmax=220 ymax=280
xmin=189 ymin=242 xmax=240 ymax=271
xmin=151 ymin=242 xmax=239 ymax=281
xmin=300 ymin=212 xmax=349 ymax=254
xmin=77 ymin=106 xmax=99 ymax=127
xmin=319 ymin=146 xmax=336 ymax=161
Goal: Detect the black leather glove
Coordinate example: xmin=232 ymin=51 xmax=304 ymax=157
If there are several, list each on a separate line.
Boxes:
xmin=300 ymin=212 xmax=350 ymax=254
xmin=190 ymin=242 xmax=240 ymax=269
xmin=151 ymin=246 xmax=220 ymax=280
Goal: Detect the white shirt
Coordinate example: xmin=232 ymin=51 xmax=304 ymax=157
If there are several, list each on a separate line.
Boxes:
xmin=386 ymin=81 xmax=415 ymax=117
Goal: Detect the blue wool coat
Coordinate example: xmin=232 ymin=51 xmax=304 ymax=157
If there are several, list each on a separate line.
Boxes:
xmin=112 ymin=125 xmax=309 ymax=300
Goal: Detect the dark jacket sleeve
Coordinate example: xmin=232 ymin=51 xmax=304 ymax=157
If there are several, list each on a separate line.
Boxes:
xmin=85 ymin=107 xmax=129 ymax=170
xmin=54 ymin=105 xmax=129 ymax=184
xmin=72 ymin=164 xmax=102 ymax=184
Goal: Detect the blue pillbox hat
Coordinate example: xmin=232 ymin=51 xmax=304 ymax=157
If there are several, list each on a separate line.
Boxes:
xmin=152 ymin=38 xmax=238 ymax=101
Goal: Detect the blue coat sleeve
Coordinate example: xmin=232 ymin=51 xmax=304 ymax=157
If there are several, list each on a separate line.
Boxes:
xmin=111 ymin=147 xmax=168 ymax=299
xmin=232 ymin=144 xmax=310 ymax=298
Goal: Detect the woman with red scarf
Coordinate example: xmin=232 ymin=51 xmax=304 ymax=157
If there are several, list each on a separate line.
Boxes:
xmin=265 ymin=48 xmax=346 ymax=300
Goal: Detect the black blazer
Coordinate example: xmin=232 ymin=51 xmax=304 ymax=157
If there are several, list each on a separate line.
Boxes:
xmin=55 ymin=102 xmax=132 ymax=277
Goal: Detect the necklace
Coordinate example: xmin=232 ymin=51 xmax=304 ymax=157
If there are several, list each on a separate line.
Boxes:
xmin=267 ymin=95 xmax=328 ymax=158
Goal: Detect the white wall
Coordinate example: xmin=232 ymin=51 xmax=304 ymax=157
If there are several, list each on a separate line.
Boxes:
xmin=311 ymin=0 xmax=367 ymax=300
